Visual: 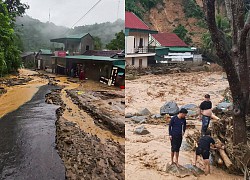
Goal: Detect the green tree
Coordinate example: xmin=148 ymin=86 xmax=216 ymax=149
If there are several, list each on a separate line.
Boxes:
xmin=106 ymin=30 xmax=125 ymax=50
xmin=3 ymin=0 xmax=29 ymax=20
xmin=0 ymin=0 xmax=23 ymax=76
xmin=173 ymin=25 xmax=193 ymax=45
xmin=202 ymin=14 xmax=231 ymax=55
xmin=93 ymin=36 xmax=103 ymax=50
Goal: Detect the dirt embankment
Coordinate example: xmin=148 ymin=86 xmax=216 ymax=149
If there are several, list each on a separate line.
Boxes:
xmin=66 ymin=90 xmax=125 ymax=137
xmin=46 ymin=79 xmax=125 ymax=180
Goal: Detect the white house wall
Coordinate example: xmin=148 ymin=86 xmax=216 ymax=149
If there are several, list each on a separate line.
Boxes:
xmin=169 ymin=52 xmax=192 ymax=56
xmin=149 ymin=34 xmax=161 ymax=47
xmin=129 ymin=32 xmax=149 ymax=50
xmin=125 ymin=36 xmax=135 ymax=54
xmin=126 ymin=57 xmax=148 ymax=68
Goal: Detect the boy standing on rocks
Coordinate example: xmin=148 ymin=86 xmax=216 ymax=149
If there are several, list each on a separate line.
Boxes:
xmin=169 ymin=108 xmax=188 ymax=166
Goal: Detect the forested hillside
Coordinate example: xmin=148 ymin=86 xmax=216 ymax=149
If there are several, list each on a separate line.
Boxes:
xmin=15 ymin=16 xmax=124 ymax=51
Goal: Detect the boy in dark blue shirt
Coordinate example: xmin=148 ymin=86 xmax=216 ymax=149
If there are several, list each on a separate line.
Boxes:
xmin=169 ymin=108 xmax=187 ymax=166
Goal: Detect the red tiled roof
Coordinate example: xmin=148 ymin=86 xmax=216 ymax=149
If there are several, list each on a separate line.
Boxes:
xmin=152 ymin=33 xmax=188 ymax=47
xmin=125 ymin=11 xmax=150 ymax=30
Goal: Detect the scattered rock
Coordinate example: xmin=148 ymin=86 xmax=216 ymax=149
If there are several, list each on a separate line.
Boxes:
xmin=138 ymin=108 xmax=151 ymax=116
xmin=151 ymin=114 xmax=163 ymax=119
xmin=134 ymin=126 xmax=150 ymax=135
xmin=131 ymin=116 xmax=147 ymax=124
xmin=160 ymin=101 xmax=179 ymax=116
xmin=125 ymin=113 xmax=133 ymax=118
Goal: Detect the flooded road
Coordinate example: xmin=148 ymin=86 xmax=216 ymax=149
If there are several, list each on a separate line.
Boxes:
xmin=0 ymin=85 xmax=65 ymax=180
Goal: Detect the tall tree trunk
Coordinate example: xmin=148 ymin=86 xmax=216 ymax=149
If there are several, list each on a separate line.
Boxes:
xmin=225 ymin=0 xmax=233 ymax=22
xmin=203 ymin=0 xmax=249 ymax=145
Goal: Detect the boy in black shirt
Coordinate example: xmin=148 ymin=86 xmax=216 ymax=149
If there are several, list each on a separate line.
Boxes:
xmin=194 ymin=130 xmax=217 ymax=175
xmin=169 ymin=108 xmax=188 ymax=166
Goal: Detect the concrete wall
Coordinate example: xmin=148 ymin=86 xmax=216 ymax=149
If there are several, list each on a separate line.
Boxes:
xmin=80 ymin=34 xmax=94 ymax=54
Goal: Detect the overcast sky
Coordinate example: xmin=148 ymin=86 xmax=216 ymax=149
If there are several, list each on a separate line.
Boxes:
xmin=21 ymin=0 xmax=124 ymax=27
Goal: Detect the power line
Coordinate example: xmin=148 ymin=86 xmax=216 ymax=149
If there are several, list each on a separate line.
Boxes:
xmin=62 ymin=0 xmax=102 ymax=36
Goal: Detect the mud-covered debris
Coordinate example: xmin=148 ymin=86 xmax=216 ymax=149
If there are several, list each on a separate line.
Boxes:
xmin=134 ymin=126 xmax=150 ymax=135
xmin=0 ymin=87 xmax=7 ymax=95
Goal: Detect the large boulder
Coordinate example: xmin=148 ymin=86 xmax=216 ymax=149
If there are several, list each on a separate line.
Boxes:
xmin=160 ymin=101 xmax=179 ymax=116
xmin=181 ymin=104 xmax=197 ymax=110
xmin=216 ymin=102 xmax=233 ymax=112
xmin=181 ymin=104 xmax=199 ymax=118
xmin=165 ymin=163 xmax=192 ymax=178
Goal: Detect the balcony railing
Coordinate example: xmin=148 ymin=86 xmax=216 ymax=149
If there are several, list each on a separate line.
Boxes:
xmin=134 ymin=46 xmax=155 ymax=53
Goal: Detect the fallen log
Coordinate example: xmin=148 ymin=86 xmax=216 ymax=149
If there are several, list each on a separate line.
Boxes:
xmin=218 ymin=148 xmax=233 ymax=168
xmin=216 ymin=140 xmax=233 ymax=169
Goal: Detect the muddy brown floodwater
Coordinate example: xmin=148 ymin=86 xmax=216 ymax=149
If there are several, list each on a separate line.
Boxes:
xmin=0 ymin=69 xmax=47 ymax=118
xmin=125 ymin=71 xmax=244 ymax=180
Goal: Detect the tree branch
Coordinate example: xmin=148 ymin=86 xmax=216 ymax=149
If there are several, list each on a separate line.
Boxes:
xmin=203 ymin=0 xmax=241 ymax=104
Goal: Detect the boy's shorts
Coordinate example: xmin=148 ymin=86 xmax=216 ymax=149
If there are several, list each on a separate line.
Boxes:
xmin=196 ymin=147 xmax=210 ymax=159
xmin=171 ymin=135 xmax=183 ymax=152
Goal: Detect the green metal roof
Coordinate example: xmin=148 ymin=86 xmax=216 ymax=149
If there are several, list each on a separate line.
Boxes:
xmin=65 ymin=55 xmax=125 ymax=61
xmin=40 ymin=49 xmax=52 ymax=55
xmin=125 ymin=28 xmax=158 ymax=36
xmin=169 ymin=47 xmax=194 ymax=52
xmin=155 ymin=47 xmax=169 ymax=50
xmin=50 ymin=33 xmax=91 ymax=43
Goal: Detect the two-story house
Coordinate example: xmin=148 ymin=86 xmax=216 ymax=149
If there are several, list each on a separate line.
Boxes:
xmin=50 ymin=33 xmax=94 ymax=55
xmin=125 ymin=11 xmax=158 ymax=68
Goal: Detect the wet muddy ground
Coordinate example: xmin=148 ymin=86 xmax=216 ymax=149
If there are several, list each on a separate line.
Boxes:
xmin=46 ymin=77 xmax=125 ymax=179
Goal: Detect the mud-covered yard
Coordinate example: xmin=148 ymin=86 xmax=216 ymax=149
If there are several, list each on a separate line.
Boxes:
xmin=125 ymin=71 xmax=244 ymax=179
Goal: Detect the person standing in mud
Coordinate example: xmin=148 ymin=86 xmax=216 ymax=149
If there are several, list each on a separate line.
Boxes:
xmin=169 ymin=108 xmax=187 ymax=166
xmin=194 ymin=129 xmax=220 ymax=175
xmin=199 ymin=94 xmax=219 ymax=135
xmin=79 ymin=69 xmax=85 ymax=81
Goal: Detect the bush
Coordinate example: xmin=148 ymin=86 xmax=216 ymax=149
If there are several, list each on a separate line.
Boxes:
xmin=182 ymin=0 xmax=204 ymax=19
